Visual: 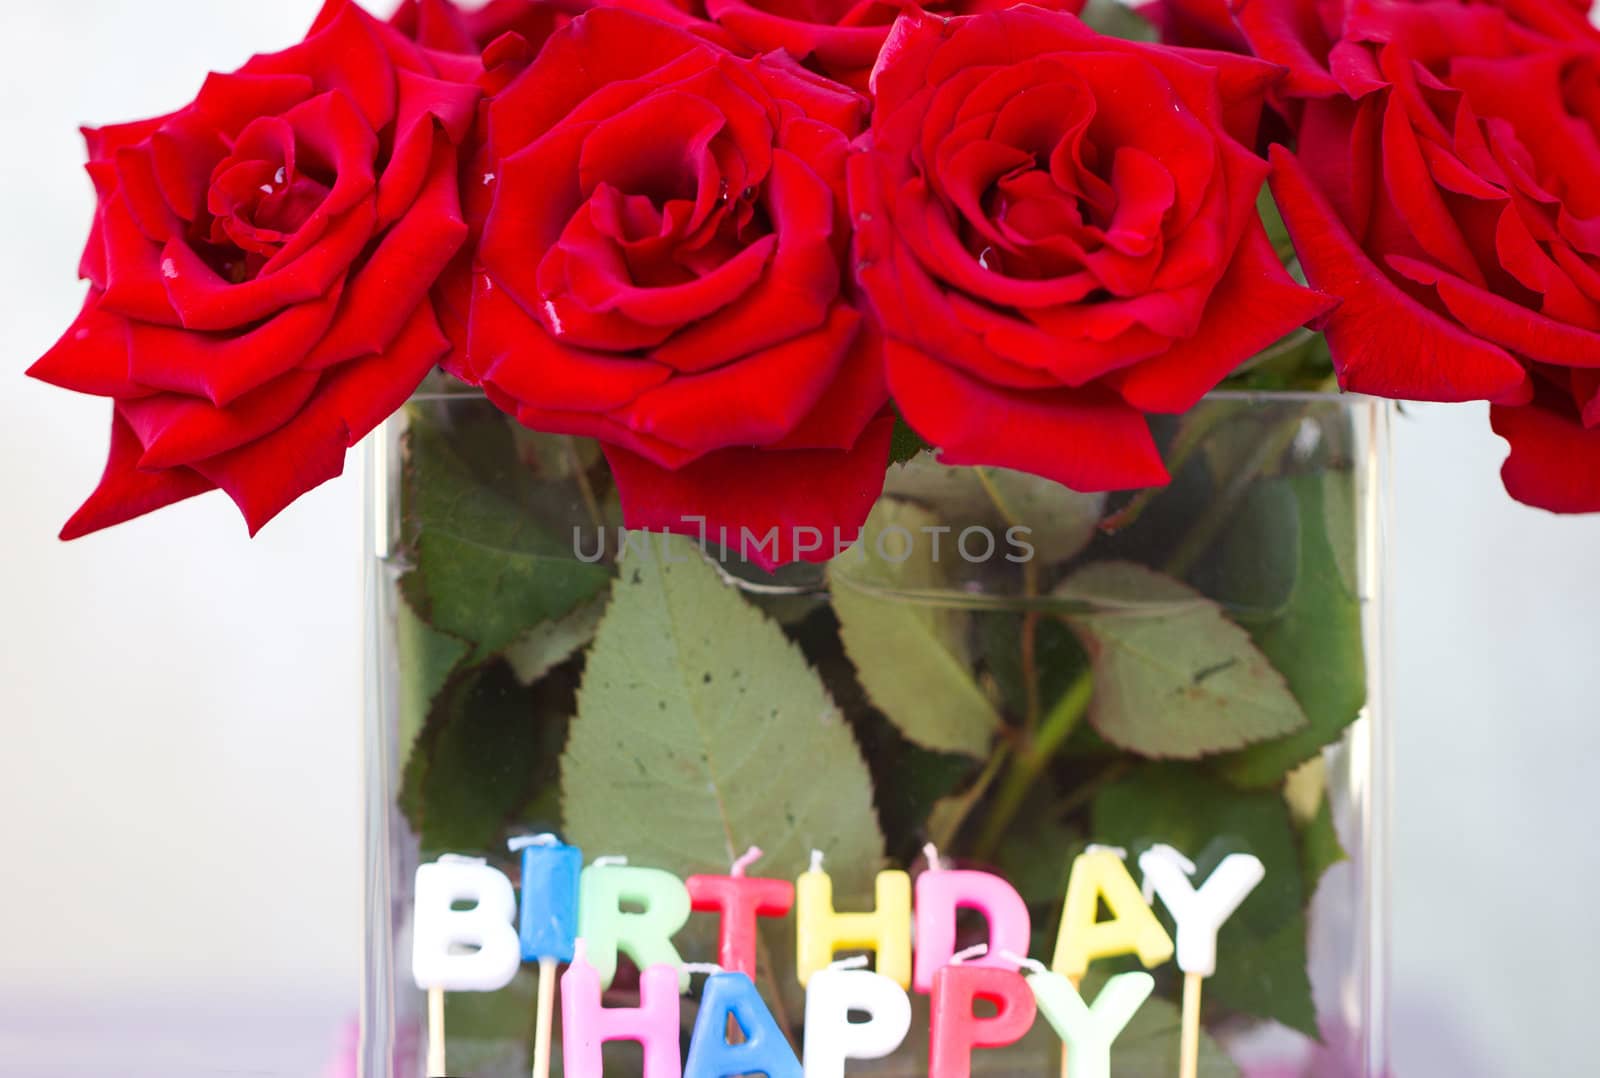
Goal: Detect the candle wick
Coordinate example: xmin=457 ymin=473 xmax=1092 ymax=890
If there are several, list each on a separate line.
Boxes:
xmin=572 ymin=937 xmax=589 ymax=964
xmin=507 ymin=833 xmax=561 ymax=852
xmin=922 ymin=842 xmax=942 ymax=871
xmin=827 ymin=955 xmax=871 ymax=972
xmin=730 ymin=846 xmax=763 ymax=878
xmin=437 ymin=854 xmax=488 ymax=866
xmin=1085 ymin=844 xmax=1128 ymax=859
xmin=593 ymin=855 xmax=629 ymax=868
xmin=999 ymin=950 xmax=1048 ymax=976
xmin=950 ymin=943 xmax=989 ymax=966
xmin=809 ymin=849 xmax=825 ymax=873
xmin=681 ymin=962 xmax=725 ymax=976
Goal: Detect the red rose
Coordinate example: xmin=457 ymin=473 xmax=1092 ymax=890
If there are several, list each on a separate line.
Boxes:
xmin=850 ymin=7 xmax=1333 ymax=492
xmin=1245 ymin=0 xmax=1600 ymax=510
xmin=705 ymin=0 xmax=1086 ymax=90
xmin=460 ymin=7 xmax=892 ymax=566
xmin=389 ymin=0 xmax=569 ymax=54
xmin=29 ymin=0 xmax=480 ymax=538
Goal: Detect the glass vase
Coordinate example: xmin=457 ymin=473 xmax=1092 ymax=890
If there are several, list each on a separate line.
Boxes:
xmin=362 ymin=389 xmax=1391 ymax=1077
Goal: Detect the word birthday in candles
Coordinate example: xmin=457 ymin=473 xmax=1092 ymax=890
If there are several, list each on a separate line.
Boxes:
xmin=412 ymin=840 xmax=1263 ymax=1078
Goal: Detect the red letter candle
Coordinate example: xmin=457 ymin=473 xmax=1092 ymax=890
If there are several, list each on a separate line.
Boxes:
xmin=686 ymin=846 xmax=795 ymax=980
xmin=928 ymin=964 xmax=1038 ymax=1078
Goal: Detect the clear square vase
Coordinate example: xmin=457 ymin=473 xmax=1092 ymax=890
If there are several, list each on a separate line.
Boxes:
xmin=361 ymin=390 xmax=1391 ymax=1078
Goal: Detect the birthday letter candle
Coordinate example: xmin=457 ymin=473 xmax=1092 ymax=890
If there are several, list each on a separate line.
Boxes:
xmin=411 ymin=856 xmax=522 ymax=992
xmin=796 ymin=851 xmax=912 ymax=988
xmin=685 ymin=971 xmax=803 ymax=1078
xmin=686 ymin=848 xmax=795 ymax=980
xmin=562 ymin=941 xmax=683 ymax=1078
xmin=1029 ymin=968 xmax=1154 ymax=1078
xmin=1052 ymin=847 xmax=1173 ymax=980
xmin=803 ymin=963 xmax=913 ymax=1078
xmin=579 ymin=860 xmax=692 ymax=991
xmin=1138 ymin=844 xmax=1265 ymax=976
xmin=514 ymin=836 xmax=582 ymax=963
xmin=913 ymin=849 xmax=1031 ymax=993
xmin=928 ymin=965 xmax=1038 ymax=1078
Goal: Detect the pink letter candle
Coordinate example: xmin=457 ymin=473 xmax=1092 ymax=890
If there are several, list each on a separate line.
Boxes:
xmin=913 ymin=846 xmax=1031 ymax=993
xmin=928 ymin=965 xmax=1038 ymax=1078
xmin=686 ymin=847 xmax=795 ymax=980
xmin=562 ymin=940 xmax=684 ymax=1078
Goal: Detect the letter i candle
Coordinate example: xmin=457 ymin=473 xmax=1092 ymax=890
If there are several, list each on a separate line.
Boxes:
xmin=511 ymin=834 xmax=583 ymax=1078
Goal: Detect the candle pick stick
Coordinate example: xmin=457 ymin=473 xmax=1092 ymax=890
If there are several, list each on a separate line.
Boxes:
xmin=509 ymin=833 xmax=582 ymax=1078
xmin=427 ymin=984 xmax=447 ymax=1077
xmin=1179 ymin=972 xmax=1203 ymax=1078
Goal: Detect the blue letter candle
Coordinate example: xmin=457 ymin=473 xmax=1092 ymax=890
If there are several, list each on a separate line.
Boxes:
xmin=513 ymin=836 xmax=582 ymax=963
xmin=685 ymin=972 xmax=803 ymax=1078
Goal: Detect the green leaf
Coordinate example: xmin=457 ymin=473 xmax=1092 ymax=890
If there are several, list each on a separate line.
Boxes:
xmin=1080 ymin=0 xmax=1159 ymax=43
xmin=977 ymin=467 xmax=1106 ymax=564
xmin=1213 ymin=474 xmax=1366 ymax=787
xmin=885 ymin=457 xmax=1104 ymax=565
xmin=1093 ymin=765 xmax=1318 ymax=1038
xmin=402 ymin=413 xmax=612 ymax=663
xmin=889 ymin=415 xmax=932 ymax=465
xmin=562 ymin=532 xmax=885 ymax=1021
xmin=504 ymin=596 xmax=605 ymax=685
xmin=979 ymin=612 xmax=1088 ymax=721
xmin=1115 ymin=996 xmax=1244 ymax=1077
xmin=405 ymin=664 xmax=555 ymax=856
xmin=1298 ymin=794 xmax=1348 ymax=897
xmin=829 ymin=499 xmax=1003 ymax=757
xmin=1056 ymin=562 xmax=1309 ymax=759
xmin=396 ymin=593 xmax=470 ymax=763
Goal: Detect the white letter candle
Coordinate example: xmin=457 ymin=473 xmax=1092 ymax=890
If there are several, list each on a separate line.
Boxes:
xmin=562 ymin=939 xmax=684 ymax=1078
xmin=1138 ymin=844 xmax=1265 ymax=1078
xmin=1137 ymin=845 xmax=1265 ymax=978
xmin=410 ymin=855 xmax=522 ymax=1077
xmin=411 ymin=855 xmax=522 ymax=991
xmin=912 ymin=845 xmax=1031 ymax=993
xmin=802 ymin=960 xmax=913 ymax=1078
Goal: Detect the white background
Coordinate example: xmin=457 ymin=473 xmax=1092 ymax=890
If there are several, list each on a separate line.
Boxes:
xmin=1 ymin=2 xmax=1597 ymax=1076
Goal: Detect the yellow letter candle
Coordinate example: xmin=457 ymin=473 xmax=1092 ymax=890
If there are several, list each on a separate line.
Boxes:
xmin=579 ymin=857 xmax=693 ymax=992
xmin=1051 ymin=846 xmax=1174 ymax=980
xmin=796 ymin=850 xmax=912 ymax=988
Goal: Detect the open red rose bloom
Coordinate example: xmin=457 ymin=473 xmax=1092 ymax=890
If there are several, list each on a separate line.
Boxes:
xmin=28 ymin=0 xmax=1600 ymax=554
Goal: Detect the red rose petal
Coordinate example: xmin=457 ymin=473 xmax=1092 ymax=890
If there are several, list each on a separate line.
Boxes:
xmin=58 ymin=410 xmax=214 ymax=541
xmin=1491 ymin=390 xmax=1600 ymax=514
xmin=604 ymin=413 xmax=896 ymax=570
xmin=1269 ymin=144 xmax=1527 ymax=402
xmin=121 ymin=368 xmax=322 ymax=470
xmin=1108 ymin=220 xmax=1338 ymax=412
xmin=886 ymin=340 xmax=1169 ymax=493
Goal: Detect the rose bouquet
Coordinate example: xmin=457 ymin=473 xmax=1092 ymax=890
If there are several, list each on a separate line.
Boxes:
xmin=28 ymin=0 xmax=1599 ymax=1075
